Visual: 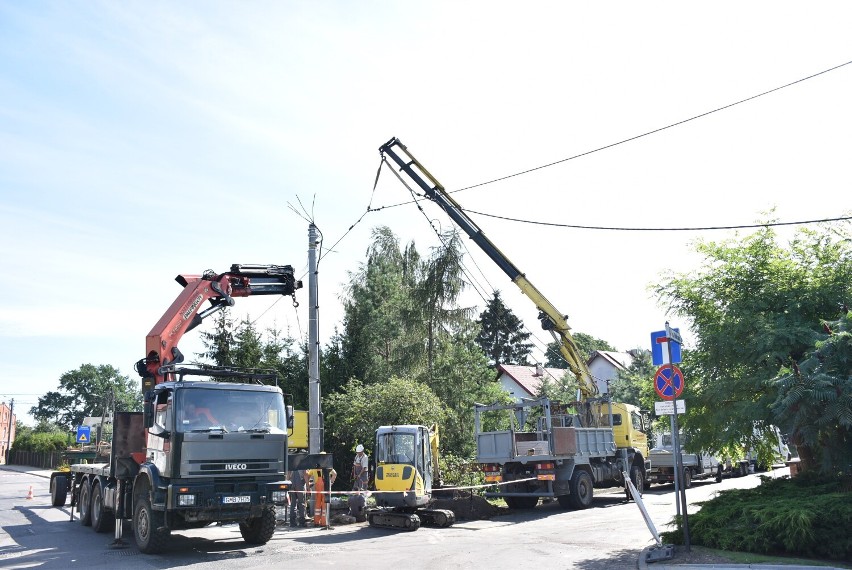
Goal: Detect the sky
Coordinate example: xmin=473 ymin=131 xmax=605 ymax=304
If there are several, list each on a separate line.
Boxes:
xmin=1 ymin=2 xmax=850 ymax=425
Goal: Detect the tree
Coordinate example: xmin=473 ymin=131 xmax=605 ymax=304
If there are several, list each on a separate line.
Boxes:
xmin=340 ymin=226 xmax=425 ymax=385
xmin=324 ymin=377 xmax=447 ymax=481
xmin=654 ymin=222 xmax=852 ymax=471
xmin=772 ymin=309 xmax=852 ymax=472
xmin=200 ymin=310 xmax=235 ymax=366
xmin=475 ymin=291 xmax=532 ymax=366
xmin=417 ymin=230 xmax=473 ymax=376
xmin=421 ymin=321 xmax=513 ymax=456
xmin=30 ymin=364 xmax=141 ymax=430
xmin=609 ymin=349 xmax=656 ymax=412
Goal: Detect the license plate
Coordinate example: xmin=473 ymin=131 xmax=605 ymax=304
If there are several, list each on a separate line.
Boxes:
xmin=222 ymin=495 xmax=251 ymax=504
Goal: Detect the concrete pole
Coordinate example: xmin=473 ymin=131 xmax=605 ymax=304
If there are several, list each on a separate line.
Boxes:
xmin=308 ymin=224 xmax=322 ymax=454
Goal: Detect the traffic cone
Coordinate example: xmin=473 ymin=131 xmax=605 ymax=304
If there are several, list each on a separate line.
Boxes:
xmin=26 ymin=485 xmax=33 ymax=500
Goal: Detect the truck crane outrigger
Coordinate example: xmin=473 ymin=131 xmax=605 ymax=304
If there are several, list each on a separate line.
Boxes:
xmin=50 ymin=264 xmax=303 ymax=553
xmin=379 ymin=138 xmax=649 ymax=507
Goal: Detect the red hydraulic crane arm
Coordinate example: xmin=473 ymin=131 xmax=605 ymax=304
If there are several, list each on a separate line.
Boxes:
xmin=137 ymin=264 xmax=302 ymax=387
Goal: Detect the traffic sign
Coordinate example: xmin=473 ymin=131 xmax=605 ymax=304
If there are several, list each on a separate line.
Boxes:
xmin=76 ymin=425 xmax=91 ymax=444
xmin=655 ymin=400 xmax=686 ymax=415
xmin=651 ymin=330 xmax=682 ymax=365
xmin=654 ymin=365 xmax=685 ymax=400
xmin=665 ymin=322 xmax=683 ymax=344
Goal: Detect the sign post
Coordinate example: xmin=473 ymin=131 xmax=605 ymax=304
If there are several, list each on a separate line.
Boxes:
xmin=664 ymin=321 xmax=690 ymax=552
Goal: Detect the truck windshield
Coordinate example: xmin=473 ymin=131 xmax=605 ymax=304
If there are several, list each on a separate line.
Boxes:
xmin=177 ymin=388 xmax=287 ymax=434
xmin=376 ymin=432 xmax=416 ymax=465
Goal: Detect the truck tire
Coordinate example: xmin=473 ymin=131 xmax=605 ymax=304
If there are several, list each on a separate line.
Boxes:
xmin=78 ymin=478 xmax=93 ymax=526
xmin=91 ymin=481 xmax=115 ymax=533
xmin=239 ymin=506 xmax=277 ymax=545
xmin=628 ymin=465 xmax=645 ymax=498
xmin=568 ymin=470 xmax=593 ymax=509
xmin=682 ymin=468 xmax=692 ymax=489
xmin=505 ymin=496 xmax=538 ymax=509
xmin=51 ymin=475 xmax=68 ymax=507
xmin=134 ymin=492 xmax=169 ymax=554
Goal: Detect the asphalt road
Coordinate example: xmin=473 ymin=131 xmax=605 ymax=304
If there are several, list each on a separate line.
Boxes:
xmin=0 ymin=465 xmax=782 ymax=569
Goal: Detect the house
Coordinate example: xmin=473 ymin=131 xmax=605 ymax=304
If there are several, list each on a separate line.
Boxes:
xmin=495 ymin=363 xmax=573 ymax=402
xmin=0 ymin=401 xmax=16 ymax=465
xmin=586 ymin=350 xmax=635 ymax=394
xmin=496 ymin=350 xmax=635 ymax=401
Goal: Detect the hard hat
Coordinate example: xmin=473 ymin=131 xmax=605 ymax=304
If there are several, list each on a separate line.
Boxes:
xmin=356 ymin=444 xmax=364 ymax=453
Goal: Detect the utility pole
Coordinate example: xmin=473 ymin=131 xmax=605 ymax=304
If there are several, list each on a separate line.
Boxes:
xmin=307 ymin=224 xmax=322 ymax=454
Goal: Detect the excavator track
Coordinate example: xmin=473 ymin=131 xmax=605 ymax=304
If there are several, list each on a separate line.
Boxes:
xmin=367 ymin=510 xmax=421 ymax=531
xmin=417 ymin=508 xmax=455 ymax=528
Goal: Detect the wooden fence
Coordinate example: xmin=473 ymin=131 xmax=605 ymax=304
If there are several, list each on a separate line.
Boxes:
xmin=5 ymin=450 xmax=64 ymax=470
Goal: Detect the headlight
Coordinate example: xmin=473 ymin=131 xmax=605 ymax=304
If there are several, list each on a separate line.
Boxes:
xmin=177 ymin=494 xmax=197 ymax=506
xmin=272 ymin=491 xmax=288 ymax=503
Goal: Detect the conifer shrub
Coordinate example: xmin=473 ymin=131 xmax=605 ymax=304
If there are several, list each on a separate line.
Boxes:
xmin=661 ymin=473 xmax=852 ymax=561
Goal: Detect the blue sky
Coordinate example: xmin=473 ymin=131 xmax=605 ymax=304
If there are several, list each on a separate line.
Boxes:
xmin=2 ymin=2 xmax=850 ymax=424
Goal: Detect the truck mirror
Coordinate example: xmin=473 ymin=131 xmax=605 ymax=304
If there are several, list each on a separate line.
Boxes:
xmin=286 ymin=405 xmax=294 ymax=429
xmin=143 ymin=400 xmax=154 ymax=428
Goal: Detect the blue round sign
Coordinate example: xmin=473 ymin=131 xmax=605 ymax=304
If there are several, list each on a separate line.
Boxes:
xmin=654 ymin=365 xmax=684 ymax=400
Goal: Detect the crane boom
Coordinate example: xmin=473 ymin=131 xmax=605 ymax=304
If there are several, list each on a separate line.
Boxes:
xmin=379 ymin=137 xmax=598 ymax=399
xmin=137 ymin=264 xmax=302 ymax=388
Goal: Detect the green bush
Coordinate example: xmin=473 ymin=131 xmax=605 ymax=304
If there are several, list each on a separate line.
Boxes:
xmin=12 ymin=431 xmax=68 ymax=453
xmin=438 ymin=453 xmax=485 ymax=491
xmin=661 ymin=473 xmax=852 ymax=561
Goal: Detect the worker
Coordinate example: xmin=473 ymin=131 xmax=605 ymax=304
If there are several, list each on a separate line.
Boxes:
xmin=352 ymin=444 xmax=369 ymax=492
xmin=310 ymin=456 xmax=336 ymax=527
xmin=288 ymin=469 xmax=309 ymax=527
xmin=183 ymin=399 xmax=218 ymax=428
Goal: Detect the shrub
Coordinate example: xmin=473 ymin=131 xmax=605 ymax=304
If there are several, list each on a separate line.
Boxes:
xmin=661 ymin=473 xmax=852 ymax=561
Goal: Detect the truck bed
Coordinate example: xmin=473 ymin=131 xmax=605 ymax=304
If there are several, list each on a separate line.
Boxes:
xmin=476 ymin=427 xmax=616 ymax=463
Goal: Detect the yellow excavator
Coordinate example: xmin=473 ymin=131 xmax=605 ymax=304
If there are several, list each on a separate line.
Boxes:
xmin=368 ymin=424 xmax=455 ymax=531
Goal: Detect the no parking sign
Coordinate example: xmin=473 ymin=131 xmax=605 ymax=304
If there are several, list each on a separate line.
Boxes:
xmin=654 ymin=365 xmax=684 ymax=400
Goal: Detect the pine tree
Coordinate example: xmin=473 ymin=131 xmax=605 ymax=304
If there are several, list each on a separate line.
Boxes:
xmin=475 ymin=291 xmax=532 ymax=366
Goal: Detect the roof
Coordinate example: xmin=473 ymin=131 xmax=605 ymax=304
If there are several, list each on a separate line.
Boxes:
xmin=495 ymin=363 xmax=573 ymax=398
xmin=589 ymin=350 xmax=634 ymax=371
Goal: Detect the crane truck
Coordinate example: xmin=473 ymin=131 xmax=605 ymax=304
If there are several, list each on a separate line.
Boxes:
xmin=378 ymin=137 xmax=649 ymax=508
xmin=368 ymin=424 xmax=455 ymax=531
xmin=49 ymin=264 xmax=302 ymax=553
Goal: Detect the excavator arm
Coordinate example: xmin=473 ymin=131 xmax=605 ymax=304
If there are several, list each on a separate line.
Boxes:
xmin=137 ymin=264 xmax=302 ymax=387
xmin=379 ymin=137 xmax=597 ymax=400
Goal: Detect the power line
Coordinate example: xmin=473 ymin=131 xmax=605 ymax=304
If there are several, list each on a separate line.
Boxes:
xmin=463 ymin=211 xmax=852 ymax=232
xmin=371 ymin=59 xmax=852 ymax=228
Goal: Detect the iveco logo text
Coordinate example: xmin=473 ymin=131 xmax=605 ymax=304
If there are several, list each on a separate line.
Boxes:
xmin=226 ymin=463 xmax=248 ymax=470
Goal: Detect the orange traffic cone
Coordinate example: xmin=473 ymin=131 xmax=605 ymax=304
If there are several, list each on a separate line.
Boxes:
xmin=26 ymin=485 xmax=33 ymax=500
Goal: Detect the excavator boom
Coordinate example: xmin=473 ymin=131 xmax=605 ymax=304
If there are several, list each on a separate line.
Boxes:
xmin=378 ymin=138 xmax=597 ymax=399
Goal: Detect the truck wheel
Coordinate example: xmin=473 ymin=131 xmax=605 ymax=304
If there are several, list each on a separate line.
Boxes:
xmin=682 ymin=468 xmax=693 ymax=489
xmin=568 ymin=470 xmax=593 ymax=509
xmin=51 ymin=475 xmax=68 ymax=507
xmin=91 ymin=481 xmax=115 ymax=533
xmin=78 ymin=479 xmax=93 ymax=526
xmin=239 ymin=506 xmax=277 ymax=545
xmin=134 ymin=492 xmax=169 ymax=554
xmin=628 ymin=465 xmax=645 ymax=498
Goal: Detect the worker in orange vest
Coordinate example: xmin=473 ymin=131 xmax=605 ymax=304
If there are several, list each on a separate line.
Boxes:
xmin=309 ymin=462 xmax=337 ymax=527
